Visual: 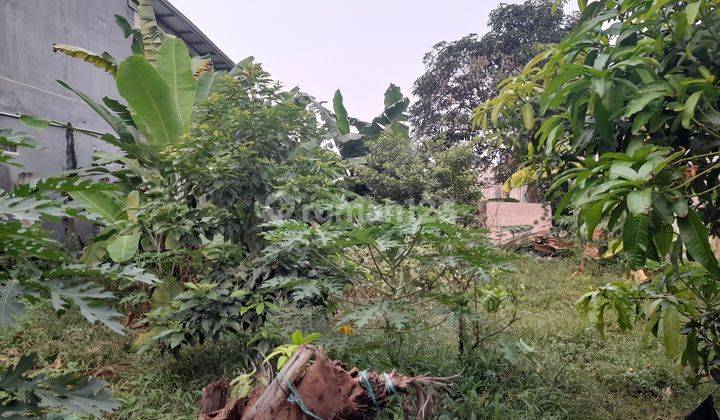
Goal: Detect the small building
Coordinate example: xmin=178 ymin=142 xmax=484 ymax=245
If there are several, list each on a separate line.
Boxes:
xmin=0 ymin=0 xmax=233 ymax=191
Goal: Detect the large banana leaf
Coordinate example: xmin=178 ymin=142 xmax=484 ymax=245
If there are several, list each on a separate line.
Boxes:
xmin=362 ymin=84 xmax=410 ymax=139
xmin=157 ymin=37 xmax=196 ymax=127
xmin=333 ymin=90 xmax=350 ymax=135
xmin=116 ymin=55 xmax=184 ymax=145
xmin=106 ymin=232 xmax=140 ymax=263
xmin=68 ymin=190 xmax=126 ymax=225
xmin=52 ymin=44 xmax=117 ymax=76
xmin=57 ymin=81 xmax=136 ymax=144
xmin=195 ymin=71 xmax=224 ymax=104
xmin=138 ymin=0 xmax=164 ymax=65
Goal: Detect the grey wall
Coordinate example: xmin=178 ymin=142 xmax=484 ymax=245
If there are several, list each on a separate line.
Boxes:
xmin=0 ymin=0 xmax=135 ymax=187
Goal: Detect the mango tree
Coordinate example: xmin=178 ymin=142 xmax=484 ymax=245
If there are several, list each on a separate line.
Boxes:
xmin=477 ymin=0 xmax=720 ymax=385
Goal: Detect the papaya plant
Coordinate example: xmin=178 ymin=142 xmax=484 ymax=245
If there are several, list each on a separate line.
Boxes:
xmin=261 ymin=198 xmax=514 ymax=363
xmin=0 ymin=132 xmax=159 ymax=417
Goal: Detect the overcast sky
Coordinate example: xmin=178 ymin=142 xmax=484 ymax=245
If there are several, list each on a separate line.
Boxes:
xmin=171 ymin=0 xmax=561 ymax=120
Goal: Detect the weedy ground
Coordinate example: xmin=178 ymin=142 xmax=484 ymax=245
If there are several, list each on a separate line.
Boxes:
xmin=0 ymin=255 xmax=710 ymax=419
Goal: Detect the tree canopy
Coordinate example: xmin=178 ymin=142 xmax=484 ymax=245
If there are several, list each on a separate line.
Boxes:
xmin=411 ymin=0 xmax=576 ymax=146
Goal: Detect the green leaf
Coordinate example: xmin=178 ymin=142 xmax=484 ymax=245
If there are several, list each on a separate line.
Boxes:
xmin=652 ymin=194 xmax=675 ymax=224
xmin=521 ymin=103 xmax=535 ymax=130
xmin=195 ymin=70 xmax=221 ymax=104
xmin=114 ymin=14 xmax=144 ymax=55
xmin=106 ymin=232 xmax=140 ymax=263
xmin=591 ymin=77 xmax=605 ymax=97
xmin=678 ymin=209 xmax=720 ymax=276
xmin=290 ymin=330 xmax=303 ymax=345
xmin=681 ymin=91 xmax=702 ymax=129
xmin=157 ymin=37 xmax=196 ymax=126
xmin=126 ymin=190 xmax=139 ymax=221
xmin=103 ymin=97 xmax=136 ymax=127
xmin=69 ymin=190 xmax=126 ymax=224
xmin=116 ymin=55 xmax=184 ymax=145
xmin=36 ymin=376 xmax=119 ymax=417
xmin=0 ymin=280 xmax=27 ymax=328
xmin=58 ymin=80 xmax=136 ymax=144
xmin=609 ymin=164 xmax=639 ymax=181
xmin=150 ymin=277 xmax=182 ymax=308
xmin=623 ymin=215 xmax=649 ymax=269
xmin=625 ymin=91 xmax=666 ymax=117
xmin=584 ymin=199 xmax=606 ymax=241
xmin=686 ymin=1 xmax=701 ymax=24
xmin=47 ymin=281 xmax=123 ymax=334
xmin=594 ymin=101 xmax=616 ymax=152
xmin=685 ymin=332 xmax=699 ymax=373
xmin=19 ymin=115 xmax=51 ymax=131
xmin=52 ymin=44 xmax=117 ymax=76
xmin=653 ymin=223 xmax=674 ymax=257
xmin=673 ymin=199 xmax=689 ymax=217
xmin=255 ymin=302 xmax=265 ymax=314
xmin=627 ymin=189 xmax=652 ymax=215
xmin=662 ymin=304 xmax=681 ymax=358
xmin=333 ymin=90 xmax=350 ymax=135
xmin=80 ymin=240 xmax=108 ymax=265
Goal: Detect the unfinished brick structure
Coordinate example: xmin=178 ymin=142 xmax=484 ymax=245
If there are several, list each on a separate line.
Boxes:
xmin=479 ymin=173 xmax=552 ymax=243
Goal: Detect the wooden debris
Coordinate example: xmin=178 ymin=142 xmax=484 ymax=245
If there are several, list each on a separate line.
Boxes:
xmin=199 ymin=346 xmax=448 ymax=420
xmin=531 ymin=235 xmax=575 ymax=257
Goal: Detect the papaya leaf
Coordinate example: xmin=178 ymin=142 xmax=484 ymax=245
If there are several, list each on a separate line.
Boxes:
xmin=0 ymin=280 xmax=28 ymax=328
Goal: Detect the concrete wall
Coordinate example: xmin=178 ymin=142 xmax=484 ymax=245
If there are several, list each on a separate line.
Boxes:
xmin=0 ymin=0 xmax=134 ymax=187
xmin=479 ymin=201 xmax=552 ymax=243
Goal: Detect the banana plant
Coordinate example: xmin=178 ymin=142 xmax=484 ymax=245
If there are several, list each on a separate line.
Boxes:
xmin=49 ymin=0 xmax=228 ymax=264
xmin=53 ymin=0 xmax=221 ymax=155
xmin=305 ymin=83 xmax=410 ymax=162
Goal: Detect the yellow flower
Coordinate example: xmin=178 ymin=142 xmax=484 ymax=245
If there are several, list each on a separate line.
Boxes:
xmin=339 ymin=325 xmax=353 ymax=336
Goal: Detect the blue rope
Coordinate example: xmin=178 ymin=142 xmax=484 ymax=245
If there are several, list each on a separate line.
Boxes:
xmin=278 ymin=372 xmax=323 ymax=420
xmin=359 ymin=370 xmax=378 ymax=407
xmin=383 ymin=373 xmax=397 ymax=395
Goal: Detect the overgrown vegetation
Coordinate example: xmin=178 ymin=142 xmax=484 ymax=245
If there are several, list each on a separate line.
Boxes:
xmin=2 ymin=0 xmax=719 ymax=417
xmin=480 ymin=0 xmax=720 ymax=398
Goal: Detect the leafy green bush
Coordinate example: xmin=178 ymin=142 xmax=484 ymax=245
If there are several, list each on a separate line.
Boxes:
xmin=353 ymin=131 xmax=483 ymax=206
xmin=479 ymin=0 xmax=720 ymax=385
